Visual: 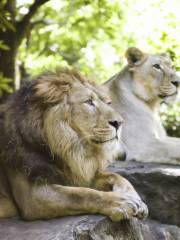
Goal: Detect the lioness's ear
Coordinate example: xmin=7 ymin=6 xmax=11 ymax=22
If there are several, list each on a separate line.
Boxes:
xmin=34 ymin=75 xmax=71 ymax=104
xmin=160 ymin=53 xmax=171 ymax=60
xmin=125 ymin=47 xmax=146 ymax=66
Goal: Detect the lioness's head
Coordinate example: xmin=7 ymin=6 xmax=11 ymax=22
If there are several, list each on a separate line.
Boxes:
xmin=125 ymin=47 xmax=180 ymax=102
xmin=34 ymin=70 xmax=124 ymax=180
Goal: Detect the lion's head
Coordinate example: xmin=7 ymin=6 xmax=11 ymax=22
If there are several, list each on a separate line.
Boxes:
xmin=125 ymin=47 xmax=180 ymax=102
xmin=33 ymin=69 xmax=124 ymax=184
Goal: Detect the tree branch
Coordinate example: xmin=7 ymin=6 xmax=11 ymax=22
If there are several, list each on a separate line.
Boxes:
xmin=5 ymin=0 xmax=16 ymax=20
xmin=16 ymin=0 xmax=50 ymax=46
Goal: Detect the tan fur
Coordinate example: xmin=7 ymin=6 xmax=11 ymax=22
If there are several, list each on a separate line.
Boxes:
xmin=106 ymin=47 xmax=180 ymax=164
xmin=0 ymin=69 xmax=148 ymax=221
xmin=0 ymin=168 xmax=18 ymax=218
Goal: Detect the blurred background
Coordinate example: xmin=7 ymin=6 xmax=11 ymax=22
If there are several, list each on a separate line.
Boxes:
xmin=0 ymin=0 xmax=179 ymax=136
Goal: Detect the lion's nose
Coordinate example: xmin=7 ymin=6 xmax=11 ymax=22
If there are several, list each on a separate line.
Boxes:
xmin=108 ymin=120 xmax=121 ymax=131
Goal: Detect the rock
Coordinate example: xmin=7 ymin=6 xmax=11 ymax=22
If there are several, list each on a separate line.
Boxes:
xmin=0 ymin=216 xmax=180 ymax=240
xmin=75 ymin=217 xmax=180 ymax=240
xmin=108 ymin=161 xmax=180 ymax=227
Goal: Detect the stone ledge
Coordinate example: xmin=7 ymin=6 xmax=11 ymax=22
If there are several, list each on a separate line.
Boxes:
xmin=0 ymin=216 xmax=180 ymax=240
xmin=108 ymin=161 xmax=180 ymax=226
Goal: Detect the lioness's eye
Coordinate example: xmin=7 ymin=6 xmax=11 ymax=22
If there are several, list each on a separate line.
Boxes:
xmin=153 ymin=64 xmax=161 ymax=70
xmin=107 ymin=101 xmax=112 ymax=105
xmin=84 ymin=99 xmax=95 ymax=106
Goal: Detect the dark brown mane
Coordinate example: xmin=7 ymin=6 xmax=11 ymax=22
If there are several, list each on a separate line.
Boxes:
xmin=0 ymin=69 xmax=90 ymax=184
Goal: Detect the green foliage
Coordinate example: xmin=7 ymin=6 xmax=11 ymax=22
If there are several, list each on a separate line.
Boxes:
xmin=17 ymin=0 xmax=180 ymax=81
xmin=0 ymin=0 xmax=15 ymax=32
xmin=0 ymin=73 xmax=13 ymax=96
xmin=18 ymin=0 xmax=130 ymax=81
xmin=161 ymin=102 xmax=180 ymax=138
xmin=0 ymin=40 xmax=9 ymax=50
xmin=0 ymin=0 xmax=14 ymax=51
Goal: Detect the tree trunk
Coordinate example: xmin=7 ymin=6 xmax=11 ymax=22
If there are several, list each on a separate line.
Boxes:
xmin=0 ymin=0 xmax=17 ymax=92
xmin=0 ymin=0 xmax=50 ymax=98
xmin=0 ymin=31 xmax=17 ymax=86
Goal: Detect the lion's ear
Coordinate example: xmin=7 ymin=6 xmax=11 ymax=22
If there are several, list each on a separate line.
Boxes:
xmin=34 ymin=76 xmax=71 ymax=104
xmin=125 ymin=47 xmax=146 ymax=66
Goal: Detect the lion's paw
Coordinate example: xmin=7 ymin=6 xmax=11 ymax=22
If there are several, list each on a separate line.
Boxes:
xmin=126 ymin=196 xmax=148 ymax=220
xmin=103 ymin=192 xmax=148 ymax=222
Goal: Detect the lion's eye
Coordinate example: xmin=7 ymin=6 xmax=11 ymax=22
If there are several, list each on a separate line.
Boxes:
xmin=153 ymin=64 xmax=161 ymax=70
xmin=107 ymin=101 xmax=112 ymax=105
xmin=84 ymin=99 xmax=95 ymax=106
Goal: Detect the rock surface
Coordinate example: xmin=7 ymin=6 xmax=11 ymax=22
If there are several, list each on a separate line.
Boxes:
xmin=109 ymin=161 xmax=180 ymax=227
xmin=0 ymin=161 xmax=180 ymax=240
xmin=0 ymin=216 xmax=180 ymax=240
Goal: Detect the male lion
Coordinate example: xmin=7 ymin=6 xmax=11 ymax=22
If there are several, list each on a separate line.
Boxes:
xmin=0 ymin=69 xmax=148 ymax=221
xmin=106 ymin=47 xmax=180 ymax=164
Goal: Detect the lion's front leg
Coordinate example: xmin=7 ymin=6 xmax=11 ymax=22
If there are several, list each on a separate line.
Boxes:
xmin=0 ymin=195 xmax=18 ymax=218
xmin=8 ymin=171 xmax=145 ymax=222
xmin=93 ymin=171 xmax=148 ymax=220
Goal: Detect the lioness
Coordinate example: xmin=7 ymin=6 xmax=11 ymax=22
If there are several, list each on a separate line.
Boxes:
xmin=106 ymin=47 xmax=180 ymax=164
xmin=0 ymin=69 xmax=148 ymax=221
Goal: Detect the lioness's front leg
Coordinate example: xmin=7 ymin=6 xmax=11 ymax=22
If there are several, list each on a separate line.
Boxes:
xmin=93 ymin=171 xmax=148 ymax=220
xmin=8 ymin=172 xmax=144 ymax=222
xmin=137 ymin=137 xmax=180 ymax=164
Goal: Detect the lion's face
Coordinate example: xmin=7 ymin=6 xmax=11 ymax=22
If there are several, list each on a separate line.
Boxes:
xmin=126 ymin=48 xmax=180 ymax=102
xmin=35 ymin=70 xmax=125 ymax=167
xmin=68 ymin=82 xmax=122 ymax=144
